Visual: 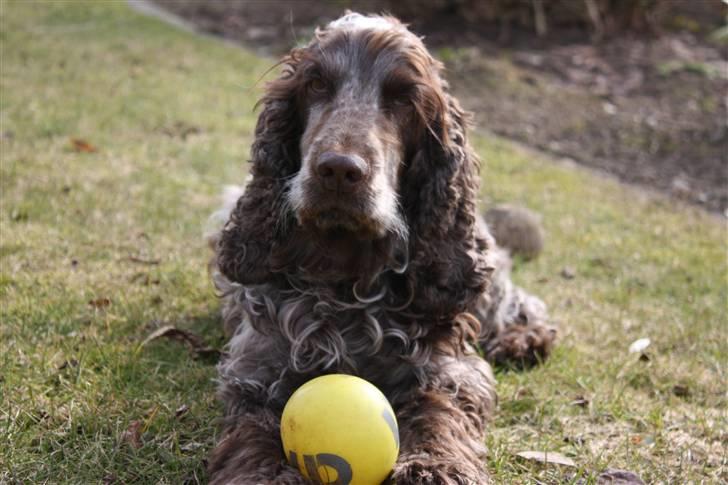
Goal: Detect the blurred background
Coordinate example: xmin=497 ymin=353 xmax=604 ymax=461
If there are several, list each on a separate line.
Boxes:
xmin=153 ymin=0 xmax=728 ymax=215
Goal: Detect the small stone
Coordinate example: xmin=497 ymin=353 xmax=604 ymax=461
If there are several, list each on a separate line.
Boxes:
xmin=596 ymin=468 xmax=645 ymax=484
xmin=602 ymin=102 xmax=617 ymax=115
xmin=670 ymin=176 xmax=691 ymax=198
xmin=629 ymin=337 xmax=650 ymax=354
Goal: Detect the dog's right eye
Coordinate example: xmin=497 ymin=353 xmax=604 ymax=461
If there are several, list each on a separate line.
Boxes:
xmin=382 ymin=82 xmax=414 ymax=111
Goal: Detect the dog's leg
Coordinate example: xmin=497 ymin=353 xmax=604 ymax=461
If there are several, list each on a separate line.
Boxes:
xmin=207 ymin=409 xmax=306 ymax=485
xmin=480 ymin=308 xmax=557 ymax=368
xmin=473 ymin=247 xmax=557 ymax=368
xmin=389 ymin=354 xmax=496 ymax=485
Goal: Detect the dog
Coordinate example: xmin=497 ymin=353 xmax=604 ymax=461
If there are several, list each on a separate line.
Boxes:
xmin=206 ymin=12 xmax=556 ymax=484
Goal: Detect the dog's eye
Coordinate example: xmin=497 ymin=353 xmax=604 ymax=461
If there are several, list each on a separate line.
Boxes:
xmin=383 ymin=82 xmax=414 ymax=110
xmin=390 ymin=96 xmax=411 ymax=107
xmin=384 ymin=93 xmax=413 ymax=113
xmin=308 ymin=78 xmax=328 ymax=94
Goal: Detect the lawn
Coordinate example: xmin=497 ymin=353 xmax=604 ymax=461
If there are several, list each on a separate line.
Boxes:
xmin=1 ymin=1 xmax=725 ymax=483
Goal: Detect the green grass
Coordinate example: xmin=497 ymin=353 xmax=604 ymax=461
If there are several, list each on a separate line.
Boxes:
xmin=1 ymin=1 xmax=725 ymax=483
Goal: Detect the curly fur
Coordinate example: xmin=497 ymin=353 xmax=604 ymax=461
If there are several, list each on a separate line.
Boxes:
xmin=208 ymin=12 xmax=556 ymax=484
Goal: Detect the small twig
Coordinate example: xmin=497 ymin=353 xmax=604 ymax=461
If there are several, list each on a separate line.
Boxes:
xmin=125 ymin=256 xmax=160 ymax=265
xmin=141 ymin=324 xmax=222 ymax=362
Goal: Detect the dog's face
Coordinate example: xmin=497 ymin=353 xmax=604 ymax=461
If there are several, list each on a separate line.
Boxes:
xmin=286 ymin=14 xmax=444 ymax=243
xmin=218 ymin=13 xmax=474 ymax=287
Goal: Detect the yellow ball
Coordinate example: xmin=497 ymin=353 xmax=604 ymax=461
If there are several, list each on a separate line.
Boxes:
xmin=281 ymin=374 xmax=399 ymax=485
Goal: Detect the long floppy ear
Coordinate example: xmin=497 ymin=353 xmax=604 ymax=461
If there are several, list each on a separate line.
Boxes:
xmin=216 ymin=55 xmax=304 ymax=285
xmin=402 ymin=86 xmax=493 ymax=320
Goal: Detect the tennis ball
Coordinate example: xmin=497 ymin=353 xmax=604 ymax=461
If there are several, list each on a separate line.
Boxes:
xmin=281 ymin=374 xmax=399 ymax=485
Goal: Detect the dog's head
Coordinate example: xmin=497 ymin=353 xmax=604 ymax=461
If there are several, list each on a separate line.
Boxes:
xmin=218 ymin=13 xmax=491 ymax=317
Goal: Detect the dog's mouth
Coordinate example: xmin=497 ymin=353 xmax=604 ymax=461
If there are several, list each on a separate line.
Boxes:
xmin=298 ymin=207 xmax=385 ymax=240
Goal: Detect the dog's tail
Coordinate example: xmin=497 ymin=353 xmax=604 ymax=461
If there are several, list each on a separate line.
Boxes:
xmin=204 ymin=184 xmax=246 ymax=250
xmin=204 ymin=185 xmax=245 ymax=300
xmin=483 ymin=205 xmax=544 ymax=260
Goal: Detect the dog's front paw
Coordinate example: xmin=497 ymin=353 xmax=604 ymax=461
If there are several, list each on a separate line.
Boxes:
xmin=484 ymin=320 xmax=557 ymax=369
xmin=388 ymin=456 xmax=486 ymax=485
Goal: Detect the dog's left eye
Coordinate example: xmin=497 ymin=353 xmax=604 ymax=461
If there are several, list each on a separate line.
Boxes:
xmin=390 ymin=96 xmax=410 ymax=107
xmin=309 ymin=78 xmax=328 ymax=94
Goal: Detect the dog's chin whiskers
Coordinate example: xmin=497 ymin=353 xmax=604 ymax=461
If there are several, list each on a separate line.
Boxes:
xmin=285 ymin=172 xmax=307 ymax=215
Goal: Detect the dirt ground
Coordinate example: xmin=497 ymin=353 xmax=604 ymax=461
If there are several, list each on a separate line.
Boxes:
xmin=153 ymin=0 xmax=728 ymax=214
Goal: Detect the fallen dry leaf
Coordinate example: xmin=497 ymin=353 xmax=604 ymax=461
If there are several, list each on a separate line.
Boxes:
xmin=88 ymin=297 xmax=111 ymax=308
xmin=515 ymin=450 xmax=576 ymax=467
xmin=70 ymin=137 xmax=98 ymax=153
xmin=629 ymin=434 xmax=655 ymax=446
xmin=121 ymin=420 xmax=142 ymax=449
xmin=142 ymin=325 xmax=221 ymax=361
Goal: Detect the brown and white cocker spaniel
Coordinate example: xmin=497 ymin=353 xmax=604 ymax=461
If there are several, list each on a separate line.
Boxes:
xmin=207 ymin=12 xmax=556 ymax=485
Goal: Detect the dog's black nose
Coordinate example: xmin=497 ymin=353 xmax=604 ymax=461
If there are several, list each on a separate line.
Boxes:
xmin=315 ymin=152 xmax=368 ymax=192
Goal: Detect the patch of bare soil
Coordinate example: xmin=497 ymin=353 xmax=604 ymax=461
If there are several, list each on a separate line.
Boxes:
xmin=152 ymin=0 xmax=728 ymax=213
